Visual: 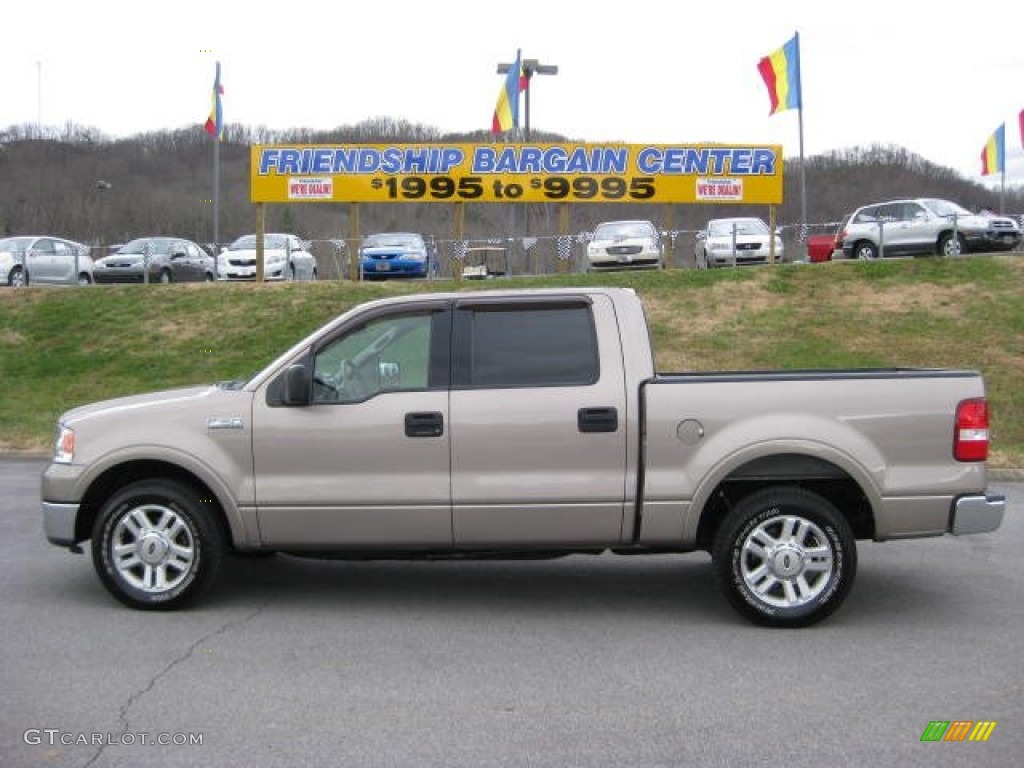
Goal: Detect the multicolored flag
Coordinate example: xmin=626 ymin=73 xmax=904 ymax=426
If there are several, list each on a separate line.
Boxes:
xmin=204 ymin=62 xmax=224 ymax=140
xmin=491 ymin=50 xmax=522 ymax=134
xmin=980 ymin=123 xmax=1005 ymax=176
xmin=757 ymin=33 xmax=802 ymax=115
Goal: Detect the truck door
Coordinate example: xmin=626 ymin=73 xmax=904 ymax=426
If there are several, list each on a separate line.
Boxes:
xmin=449 ymin=294 xmax=629 ymax=547
xmin=251 ymin=306 xmax=453 ymax=548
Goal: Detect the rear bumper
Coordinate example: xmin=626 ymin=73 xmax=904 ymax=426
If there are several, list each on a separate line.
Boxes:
xmin=951 ymin=494 xmax=1005 ymax=535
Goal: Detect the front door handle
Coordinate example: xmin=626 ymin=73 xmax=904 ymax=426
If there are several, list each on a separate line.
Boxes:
xmin=578 ymin=407 xmax=618 ymax=433
xmin=405 ymin=411 xmax=444 ymax=438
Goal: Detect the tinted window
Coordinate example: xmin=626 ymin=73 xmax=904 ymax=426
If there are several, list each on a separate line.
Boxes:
xmin=458 ymin=305 xmax=599 ymax=388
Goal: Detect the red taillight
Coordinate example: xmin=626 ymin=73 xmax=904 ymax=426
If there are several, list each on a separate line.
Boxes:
xmin=954 ymin=398 xmax=989 ymax=462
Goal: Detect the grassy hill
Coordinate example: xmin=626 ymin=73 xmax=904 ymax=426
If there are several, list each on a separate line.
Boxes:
xmin=1 ymin=256 xmax=1022 ymax=467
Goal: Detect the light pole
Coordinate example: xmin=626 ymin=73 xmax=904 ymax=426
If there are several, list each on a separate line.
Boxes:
xmin=496 ymin=58 xmax=559 ymax=141
xmin=495 ymin=56 xmax=558 ymax=241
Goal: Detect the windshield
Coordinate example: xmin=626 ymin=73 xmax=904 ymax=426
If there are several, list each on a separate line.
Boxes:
xmin=921 ymin=199 xmax=973 ymax=218
xmin=364 ymin=234 xmax=423 ymax=248
xmin=709 ymin=219 xmax=768 ymax=237
xmin=593 ymin=222 xmax=655 ymax=240
xmin=117 ymin=238 xmax=175 ymax=255
xmin=229 ymin=234 xmax=289 ymax=250
xmin=0 ymin=237 xmax=34 ymax=253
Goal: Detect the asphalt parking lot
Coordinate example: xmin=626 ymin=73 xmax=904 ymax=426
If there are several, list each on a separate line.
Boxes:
xmin=2 ymin=458 xmax=1021 ymax=768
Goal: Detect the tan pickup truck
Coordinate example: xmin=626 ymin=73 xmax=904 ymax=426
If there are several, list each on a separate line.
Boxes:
xmin=41 ymin=287 xmax=1005 ymax=626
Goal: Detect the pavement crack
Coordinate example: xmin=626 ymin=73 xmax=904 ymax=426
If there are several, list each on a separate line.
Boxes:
xmin=80 ymin=601 xmax=269 ymax=768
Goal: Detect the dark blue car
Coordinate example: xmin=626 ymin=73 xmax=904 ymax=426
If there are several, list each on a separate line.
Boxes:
xmin=359 ymin=232 xmax=434 ymax=279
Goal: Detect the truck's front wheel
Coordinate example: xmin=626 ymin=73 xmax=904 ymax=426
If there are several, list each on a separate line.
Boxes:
xmin=712 ymin=487 xmax=857 ymax=627
xmin=91 ymin=479 xmax=224 ymax=609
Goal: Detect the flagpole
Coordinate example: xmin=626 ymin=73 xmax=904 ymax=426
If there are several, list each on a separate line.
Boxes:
xmin=1000 ymin=124 xmax=1006 ymax=213
xmin=213 ymin=129 xmax=220 ymax=261
xmin=795 ymin=32 xmax=807 ymax=261
xmin=212 ymin=61 xmax=221 ymax=275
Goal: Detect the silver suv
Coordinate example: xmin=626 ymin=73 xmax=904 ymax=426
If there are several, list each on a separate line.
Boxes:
xmin=840 ymin=198 xmax=1017 ymax=259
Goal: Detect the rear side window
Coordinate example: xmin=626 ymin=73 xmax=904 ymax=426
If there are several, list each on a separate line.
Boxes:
xmin=455 ymin=304 xmax=599 ymax=388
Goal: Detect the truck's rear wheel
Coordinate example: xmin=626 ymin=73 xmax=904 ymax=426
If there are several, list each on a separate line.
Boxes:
xmin=712 ymin=487 xmax=857 ymax=627
xmin=91 ymin=479 xmax=223 ymax=609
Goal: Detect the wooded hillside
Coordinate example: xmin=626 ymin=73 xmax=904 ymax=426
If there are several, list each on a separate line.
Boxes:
xmin=2 ymin=119 xmax=1022 ymax=251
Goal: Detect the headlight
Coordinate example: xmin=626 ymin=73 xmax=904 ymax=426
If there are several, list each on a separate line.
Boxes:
xmin=408 ymin=251 xmax=426 ymax=262
xmin=54 ymin=424 xmax=75 ymax=464
xmin=267 ymin=252 xmax=285 ymax=265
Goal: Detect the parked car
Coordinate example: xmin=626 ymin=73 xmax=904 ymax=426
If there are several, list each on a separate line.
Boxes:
xmin=0 ymin=236 xmax=93 ymax=287
xmin=976 ymin=209 xmax=1022 ymax=251
xmin=359 ymin=232 xmax=435 ymax=279
xmin=840 ymin=198 xmax=1013 ymax=260
xmin=586 ymin=220 xmax=663 ymax=271
xmin=217 ymin=233 xmax=317 ymax=281
xmin=695 ymin=218 xmax=784 ymax=268
xmin=92 ymin=237 xmax=215 ymax=284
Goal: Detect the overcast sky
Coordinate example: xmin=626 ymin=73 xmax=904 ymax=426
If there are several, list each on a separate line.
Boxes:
xmin=4 ymin=0 xmax=1023 ymax=185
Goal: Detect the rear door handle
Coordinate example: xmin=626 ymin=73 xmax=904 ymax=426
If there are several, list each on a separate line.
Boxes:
xmin=405 ymin=411 xmax=444 ymax=438
xmin=578 ymin=407 xmax=618 ymax=433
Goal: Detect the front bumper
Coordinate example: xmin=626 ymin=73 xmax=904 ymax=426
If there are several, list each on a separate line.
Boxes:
xmin=42 ymin=501 xmax=81 ymax=546
xmin=950 ymin=494 xmax=1005 ymax=535
xmin=708 ymin=251 xmax=771 ymax=266
xmin=94 ymin=270 xmax=152 ymax=284
xmin=361 ymin=260 xmax=427 ymax=277
xmin=218 ymin=267 xmax=287 ymax=281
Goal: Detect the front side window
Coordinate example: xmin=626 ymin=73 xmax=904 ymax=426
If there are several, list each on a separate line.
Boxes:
xmin=312 ymin=313 xmax=435 ymax=403
xmin=455 ymin=304 xmax=599 ymax=388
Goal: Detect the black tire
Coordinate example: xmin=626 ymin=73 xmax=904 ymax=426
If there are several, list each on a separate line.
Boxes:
xmin=78 ymin=273 xmax=92 ymax=286
xmin=854 ymin=241 xmax=879 ymax=260
xmin=712 ymin=487 xmax=857 ymax=628
xmin=9 ymin=265 xmax=25 ymax=287
xmin=91 ymin=479 xmax=224 ymax=610
xmin=159 ymin=269 xmax=172 ymax=284
xmin=939 ymin=233 xmax=966 ymax=257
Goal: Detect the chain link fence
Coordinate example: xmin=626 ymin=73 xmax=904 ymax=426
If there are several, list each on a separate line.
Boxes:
xmin=84 ymin=215 xmax=1022 ymax=281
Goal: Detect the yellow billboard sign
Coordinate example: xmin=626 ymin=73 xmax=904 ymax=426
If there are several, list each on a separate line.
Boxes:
xmin=250 ymin=143 xmax=784 ymax=205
